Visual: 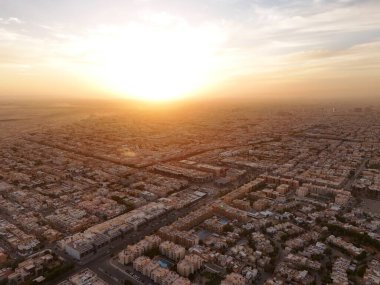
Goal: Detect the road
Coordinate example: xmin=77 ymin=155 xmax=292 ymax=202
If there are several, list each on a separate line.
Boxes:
xmin=46 ymin=195 xmax=214 ymax=285
xmin=343 ymin=157 xmax=369 ymax=190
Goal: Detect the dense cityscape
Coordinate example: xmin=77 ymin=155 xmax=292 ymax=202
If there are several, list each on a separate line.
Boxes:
xmin=1 ymin=0 xmax=380 ymax=283
xmin=0 ymin=103 xmax=379 ymax=285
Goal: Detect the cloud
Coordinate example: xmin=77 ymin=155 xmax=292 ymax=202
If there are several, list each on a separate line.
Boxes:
xmin=0 ymin=17 xmax=23 ymax=25
xmin=222 ymin=0 xmax=380 ymax=52
xmin=0 ymin=0 xmax=379 ymax=99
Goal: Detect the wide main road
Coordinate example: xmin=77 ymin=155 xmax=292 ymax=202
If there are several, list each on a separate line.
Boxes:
xmin=47 ymin=194 xmax=214 ymax=285
xmin=343 ymin=156 xmax=369 ymax=190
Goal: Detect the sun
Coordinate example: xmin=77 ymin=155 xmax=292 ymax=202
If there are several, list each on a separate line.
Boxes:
xmin=101 ymin=35 xmax=208 ymax=101
xmin=88 ymin=20 xmax=225 ymax=102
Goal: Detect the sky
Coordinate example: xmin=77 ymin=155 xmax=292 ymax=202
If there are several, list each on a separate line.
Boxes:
xmin=0 ymin=0 xmax=380 ymax=102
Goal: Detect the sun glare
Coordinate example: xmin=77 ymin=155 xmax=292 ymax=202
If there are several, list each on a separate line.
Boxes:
xmin=85 ymin=20 xmax=226 ymax=102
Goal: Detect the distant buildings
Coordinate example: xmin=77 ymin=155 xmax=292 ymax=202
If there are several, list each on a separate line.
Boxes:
xmin=1 ymin=106 xmax=380 ymax=285
xmin=221 ymin=273 xmax=246 ymax=285
xmin=133 ymin=256 xmax=191 ymax=285
xmin=159 ymin=241 xmax=186 ymax=262
xmin=327 ymin=235 xmax=364 ymax=257
xmin=331 ymin=257 xmax=350 ymax=285
xmin=58 ymin=268 xmax=107 ymax=285
xmin=7 ymin=250 xmax=63 ymax=285
xmin=363 ymin=259 xmax=380 ymax=285
xmin=118 ymin=235 xmax=161 ymax=265
xmin=177 ymin=254 xmax=204 ymax=277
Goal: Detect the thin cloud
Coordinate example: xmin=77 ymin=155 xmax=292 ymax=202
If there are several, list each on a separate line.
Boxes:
xmin=0 ymin=0 xmax=379 ymax=99
xmin=0 ymin=17 xmax=23 ymax=25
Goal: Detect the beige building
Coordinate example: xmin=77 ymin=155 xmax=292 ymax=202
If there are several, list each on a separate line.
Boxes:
xmin=162 ymin=271 xmax=180 ymax=285
xmin=118 ymin=235 xmax=161 ymax=265
xmin=177 ymin=254 xmax=204 ymax=277
xmin=221 ymin=273 xmax=247 ymax=285
xmin=159 ymin=241 xmax=186 ymax=261
xmin=296 ymin=186 xmax=309 ymax=197
xmin=151 ymin=267 xmax=170 ymax=284
xmin=253 ymin=199 xmax=270 ymax=211
xmin=133 ymin=256 xmax=151 ymax=273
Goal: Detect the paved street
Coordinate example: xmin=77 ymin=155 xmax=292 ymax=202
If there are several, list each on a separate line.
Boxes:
xmin=46 ymin=195 xmax=213 ymax=284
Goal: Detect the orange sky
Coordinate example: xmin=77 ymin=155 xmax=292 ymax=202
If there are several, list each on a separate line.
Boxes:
xmin=0 ymin=0 xmax=380 ymax=102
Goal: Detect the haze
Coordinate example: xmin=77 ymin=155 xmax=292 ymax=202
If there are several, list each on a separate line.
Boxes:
xmin=1 ymin=0 xmax=380 ymax=102
xmin=2 ymin=1 xmax=380 ymax=284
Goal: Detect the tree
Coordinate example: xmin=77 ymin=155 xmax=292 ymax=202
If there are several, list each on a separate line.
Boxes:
xmin=223 ymin=224 xmax=234 ymax=233
xmin=188 ymin=273 xmax=196 ymax=281
xmin=322 ymin=274 xmax=332 ymax=284
xmin=356 ymin=265 xmax=367 ymax=277
xmin=356 ymin=251 xmax=367 ymax=261
xmin=145 ymin=247 xmax=160 ymax=258
xmin=202 ymin=271 xmax=223 ymax=285
xmin=264 ymin=263 xmax=275 ymax=273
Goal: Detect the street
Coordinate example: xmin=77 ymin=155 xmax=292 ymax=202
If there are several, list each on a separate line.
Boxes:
xmin=46 ymin=195 xmax=214 ymax=285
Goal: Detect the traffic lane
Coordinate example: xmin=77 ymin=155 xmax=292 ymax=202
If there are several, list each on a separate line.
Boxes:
xmin=47 ymin=195 xmax=214 ymax=284
xmin=107 ymin=258 xmax=156 ymax=285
